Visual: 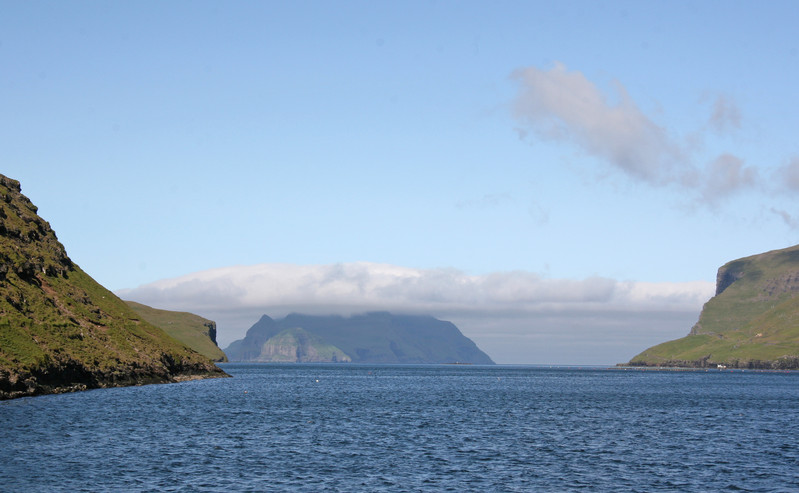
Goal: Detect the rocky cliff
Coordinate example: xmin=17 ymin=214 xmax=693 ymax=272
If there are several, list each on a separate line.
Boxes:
xmin=247 ymin=327 xmax=351 ymax=363
xmin=629 ymin=244 xmax=799 ymax=369
xmin=124 ymin=301 xmax=228 ymax=362
xmin=0 ymin=175 xmax=227 ymax=399
xmin=225 ymin=312 xmax=494 ymax=364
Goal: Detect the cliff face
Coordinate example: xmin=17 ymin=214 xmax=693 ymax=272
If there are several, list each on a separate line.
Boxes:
xmin=124 ymin=301 xmax=228 ymax=362
xmin=252 ymin=327 xmax=351 ymax=363
xmin=629 ymin=244 xmax=799 ymax=369
xmin=0 ymin=175 xmax=227 ymax=399
xmin=225 ymin=312 xmax=494 ymax=364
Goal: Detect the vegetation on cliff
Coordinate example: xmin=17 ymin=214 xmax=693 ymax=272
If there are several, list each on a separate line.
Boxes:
xmin=124 ymin=301 xmax=228 ymax=362
xmin=629 ymin=244 xmax=799 ymax=369
xmin=225 ymin=312 xmax=494 ymax=364
xmin=0 ymin=175 xmax=227 ymax=399
xmin=242 ymin=326 xmax=352 ymax=363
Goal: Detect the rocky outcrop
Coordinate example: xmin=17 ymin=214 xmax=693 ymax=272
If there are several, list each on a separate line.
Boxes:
xmin=253 ymin=327 xmax=351 ymax=363
xmin=0 ymin=176 xmax=73 ymax=283
xmin=205 ymin=321 xmax=218 ymax=345
xmin=0 ymin=353 xmax=218 ymax=400
xmin=715 ymin=259 xmax=747 ymax=296
xmin=0 ymin=175 xmax=228 ymax=399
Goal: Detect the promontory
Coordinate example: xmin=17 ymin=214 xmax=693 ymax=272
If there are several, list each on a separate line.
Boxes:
xmin=629 ymin=244 xmax=799 ymax=369
xmin=0 ymin=174 xmax=227 ymax=399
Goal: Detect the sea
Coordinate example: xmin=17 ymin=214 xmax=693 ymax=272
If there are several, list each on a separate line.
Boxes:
xmin=1 ymin=364 xmax=798 ymax=492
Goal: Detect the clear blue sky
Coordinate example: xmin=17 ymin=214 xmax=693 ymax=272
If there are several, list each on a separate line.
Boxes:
xmin=3 ymin=1 xmax=799 ymax=363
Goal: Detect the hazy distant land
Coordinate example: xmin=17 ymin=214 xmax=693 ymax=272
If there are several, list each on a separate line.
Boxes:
xmin=225 ymin=312 xmax=494 ymax=365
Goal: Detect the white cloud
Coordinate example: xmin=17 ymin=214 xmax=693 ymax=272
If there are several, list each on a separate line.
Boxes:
xmin=117 ymin=262 xmax=715 ymax=365
xmin=509 ymin=62 xmax=773 ymax=208
xmin=699 ymin=153 xmax=760 ymax=204
xmin=510 ymin=62 xmax=685 ymax=185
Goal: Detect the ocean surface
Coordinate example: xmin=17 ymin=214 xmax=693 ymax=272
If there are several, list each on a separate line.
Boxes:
xmin=2 ymin=364 xmax=798 ymax=492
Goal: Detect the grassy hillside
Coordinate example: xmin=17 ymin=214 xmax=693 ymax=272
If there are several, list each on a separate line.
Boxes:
xmin=124 ymin=301 xmax=228 ymax=362
xmin=0 ymin=175 xmax=227 ymax=399
xmin=629 ymin=244 xmax=799 ymax=369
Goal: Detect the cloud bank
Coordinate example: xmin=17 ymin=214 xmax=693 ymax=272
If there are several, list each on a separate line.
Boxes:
xmin=117 ymin=262 xmax=714 ymax=365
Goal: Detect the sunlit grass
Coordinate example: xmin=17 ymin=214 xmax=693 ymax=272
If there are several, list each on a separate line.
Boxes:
xmin=630 ymin=245 xmax=799 ymax=369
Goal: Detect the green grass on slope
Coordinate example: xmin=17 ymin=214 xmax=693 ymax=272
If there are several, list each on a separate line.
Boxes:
xmin=630 ymin=331 xmax=799 ymax=368
xmin=0 ymin=262 xmax=228 ymax=400
xmin=629 ymin=245 xmax=799 ymax=369
xmin=0 ymin=266 xmax=220 ymax=373
xmin=125 ymin=301 xmax=227 ymax=362
xmin=0 ymin=174 xmax=227 ymax=398
xmin=630 ymin=297 xmax=799 ymax=368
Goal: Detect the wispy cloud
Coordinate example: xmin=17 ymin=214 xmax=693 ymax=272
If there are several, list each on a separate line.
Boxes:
xmin=769 ymin=158 xmax=799 ymax=229
xmin=777 ymin=157 xmax=799 ymax=192
xmin=510 ymin=62 xmax=764 ymax=206
xmin=770 ymin=208 xmax=799 ymax=229
xmin=510 ymin=62 xmax=685 ymax=185
xmin=698 ymin=154 xmax=760 ymax=205
xmin=456 ymin=192 xmax=514 ymax=209
xmin=708 ymin=95 xmax=742 ymax=134
xmin=117 ymin=262 xmax=714 ymax=364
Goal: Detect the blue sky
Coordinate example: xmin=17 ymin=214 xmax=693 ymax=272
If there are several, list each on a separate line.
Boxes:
xmin=3 ymin=1 xmax=799 ymax=363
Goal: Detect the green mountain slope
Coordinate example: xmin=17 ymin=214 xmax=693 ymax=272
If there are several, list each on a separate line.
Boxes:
xmin=629 ymin=244 xmax=799 ymax=369
xmin=124 ymin=301 xmax=228 ymax=362
xmin=225 ymin=312 xmax=494 ymax=364
xmin=0 ymin=175 xmax=227 ymax=399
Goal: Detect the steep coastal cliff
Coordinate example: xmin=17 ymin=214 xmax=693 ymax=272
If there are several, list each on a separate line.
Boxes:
xmin=243 ymin=327 xmax=352 ymax=363
xmin=0 ymin=175 xmax=227 ymax=399
xmin=125 ymin=301 xmax=228 ymax=362
xmin=629 ymin=244 xmax=799 ymax=369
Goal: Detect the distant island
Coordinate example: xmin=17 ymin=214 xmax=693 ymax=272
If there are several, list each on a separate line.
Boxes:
xmin=225 ymin=312 xmax=494 ymax=365
xmin=628 ymin=244 xmax=799 ymax=369
xmin=0 ymin=175 xmax=227 ymax=400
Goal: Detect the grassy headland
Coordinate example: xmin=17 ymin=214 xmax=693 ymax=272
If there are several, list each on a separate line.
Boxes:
xmin=629 ymin=244 xmax=799 ymax=369
xmin=125 ymin=301 xmax=228 ymax=362
xmin=0 ymin=175 xmax=227 ymax=399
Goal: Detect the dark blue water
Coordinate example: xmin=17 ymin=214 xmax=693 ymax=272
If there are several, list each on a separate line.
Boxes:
xmin=2 ymin=364 xmax=798 ymax=492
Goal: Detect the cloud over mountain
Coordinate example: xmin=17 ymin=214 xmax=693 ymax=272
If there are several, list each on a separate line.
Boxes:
xmin=117 ymin=262 xmax=714 ymax=364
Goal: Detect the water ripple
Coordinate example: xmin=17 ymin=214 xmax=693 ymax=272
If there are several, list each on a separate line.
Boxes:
xmin=2 ymin=365 xmax=799 ymax=492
